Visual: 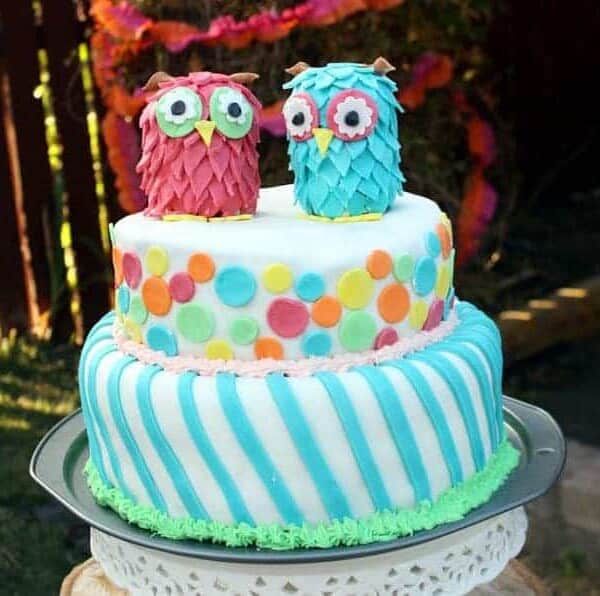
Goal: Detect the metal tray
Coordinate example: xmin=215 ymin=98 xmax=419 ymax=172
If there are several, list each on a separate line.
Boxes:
xmin=30 ymin=396 xmax=565 ymax=564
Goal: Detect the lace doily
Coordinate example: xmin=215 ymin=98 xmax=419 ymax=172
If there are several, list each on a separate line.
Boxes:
xmin=91 ymin=507 xmax=527 ymax=595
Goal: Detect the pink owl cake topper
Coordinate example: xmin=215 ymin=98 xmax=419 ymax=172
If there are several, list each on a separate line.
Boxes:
xmin=137 ymin=71 xmax=262 ymax=220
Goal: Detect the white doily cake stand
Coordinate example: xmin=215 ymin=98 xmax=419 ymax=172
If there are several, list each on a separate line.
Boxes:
xmin=89 ymin=507 xmax=527 ymax=596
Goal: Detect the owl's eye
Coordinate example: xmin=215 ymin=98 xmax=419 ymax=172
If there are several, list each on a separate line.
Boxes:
xmin=210 ymin=87 xmax=253 ymax=139
xmin=156 ymin=87 xmax=203 ymax=138
xmin=283 ymin=93 xmax=318 ymax=141
xmin=327 ymin=89 xmax=379 ymax=141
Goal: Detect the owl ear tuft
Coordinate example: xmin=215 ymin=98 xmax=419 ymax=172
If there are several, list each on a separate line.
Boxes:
xmin=143 ymin=71 xmax=174 ymax=92
xmin=285 ymin=62 xmax=311 ymax=77
xmin=229 ymin=72 xmax=260 ymax=85
xmin=371 ymin=57 xmax=395 ymax=75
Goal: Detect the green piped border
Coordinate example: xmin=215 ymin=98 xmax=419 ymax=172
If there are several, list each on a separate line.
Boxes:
xmin=84 ymin=439 xmax=520 ymax=551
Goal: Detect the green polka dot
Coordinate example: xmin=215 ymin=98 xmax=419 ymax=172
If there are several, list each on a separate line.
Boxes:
xmin=176 ymin=303 xmax=215 ymax=343
xmin=129 ymin=296 xmax=148 ymax=325
xmin=339 ymin=311 xmax=377 ymax=352
xmin=393 ymin=255 xmax=414 ymax=282
xmin=229 ymin=317 xmax=259 ymax=345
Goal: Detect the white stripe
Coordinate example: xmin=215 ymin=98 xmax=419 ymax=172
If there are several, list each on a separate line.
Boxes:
xmin=381 ymin=367 xmax=451 ymax=499
xmin=340 ymin=370 xmax=415 ymax=508
xmin=289 ymin=376 xmax=374 ymax=519
xmin=236 ymin=377 xmax=328 ymax=525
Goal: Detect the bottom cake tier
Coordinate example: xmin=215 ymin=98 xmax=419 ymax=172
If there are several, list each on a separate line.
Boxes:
xmin=78 ymin=301 xmax=519 ymax=549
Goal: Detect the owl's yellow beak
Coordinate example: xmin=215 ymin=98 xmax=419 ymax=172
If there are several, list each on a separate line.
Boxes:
xmin=313 ymin=128 xmax=334 ymax=156
xmin=195 ymin=120 xmax=216 ymax=147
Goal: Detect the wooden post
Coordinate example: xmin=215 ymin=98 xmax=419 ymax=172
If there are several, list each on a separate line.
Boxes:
xmin=39 ymin=0 xmax=110 ymax=335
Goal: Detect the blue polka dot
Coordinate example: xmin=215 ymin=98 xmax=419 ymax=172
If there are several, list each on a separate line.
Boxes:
xmin=295 ymin=272 xmax=325 ymax=302
xmin=302 ymin=331 xmax=332 ymax=357
xmin=443 ymin=287 xmax=455 ymax=320
xmin=117 ymin=285 xmax=130 ymax=314
xmin=146 ymin=325 xmax=178 ymax=356
xmin=413 ymin=256 xmax=437 ymax=296
xmin=215 ymin=266 xmax=256 ymax=307
xmin=426 ymin=231 xmax=441 ymax=258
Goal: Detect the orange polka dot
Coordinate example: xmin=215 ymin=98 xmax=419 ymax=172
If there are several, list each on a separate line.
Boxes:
xmin=112 ymin=248 xmax=123 ymax=286
xmin=142 ymin=277 xmax=172 ymax=316
xmin=377 ymin=283 xmax=410 ymax=323
xmin=366 ymin=249 xmax=392 ymax=279
xmin=436 ymin=223 xmax=452 ymax=259
xmin=255 ymin=337 xmax=284 ymax=360
xmin=188 ymin=253 xmax=215 ymax=283
xmin=311 ymin=295 xmax=342 ymax=327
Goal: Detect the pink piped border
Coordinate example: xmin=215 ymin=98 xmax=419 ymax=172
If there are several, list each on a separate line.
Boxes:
xmin=114 ymin=310 xmax=459 ymax=378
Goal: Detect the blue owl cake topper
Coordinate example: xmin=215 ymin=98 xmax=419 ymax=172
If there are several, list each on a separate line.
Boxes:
xmin=282 ymin=57 xmax=405 ymax=221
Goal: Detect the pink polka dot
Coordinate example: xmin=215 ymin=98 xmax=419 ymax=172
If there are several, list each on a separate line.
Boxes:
xmin=123 ymin=252 xmax=142 ymax=289
xmin=423 ymin=299 xmax=444 ymax=331
xmin=267 ymin=298 xmax=309 ymax=338
xmin=374 ymin=327 xmax=399 ymax=350
xmin=169 ymin=272 xmax=195 ymax=303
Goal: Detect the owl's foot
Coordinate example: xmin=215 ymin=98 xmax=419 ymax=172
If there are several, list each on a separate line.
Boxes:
xmin=301 ymin=213 xmax=383 ymax=223
xmin=161 ymin=214 xmax=254 ymax=223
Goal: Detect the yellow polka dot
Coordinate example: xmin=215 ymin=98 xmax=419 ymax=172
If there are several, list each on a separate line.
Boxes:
xmin=409 ymin=300 xmax=428 ymax=330
xmin=206 ymin=339 xmax=234 ymax=360
xmin=263 ymin=263 xmax=293 ymax=294
xmin=440 ymin=212 xmax=453 ymax=245
xmin=435 ymin=264 xmax=450 ymax=298
xmin=337 ymin=269 xmax=374 ymax=310
xmin=145 ymin=245 xmax=169 ymax=276
xmin=124 ymin=318 xmax=142 ymax=343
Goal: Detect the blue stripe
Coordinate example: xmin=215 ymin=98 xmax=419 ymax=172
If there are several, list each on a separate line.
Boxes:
xmin=86 ymin=344 xmax=134 ymax=499
xmin=354 ymin=366 xmax=432 ymax=502
xmin=136 ymin=365 xmax=208 ymax=519
xmin=177 ymin=372 xmax=254 ymax=524
xmin=316 ymin=372 xmax=392 ymax=511
xmin=107 ymin=356 xmax=168 ymax=512
xmin=383 ymin=361 xmax=463 ymax=485
xmin=266 ymin=373 xmax=352 ymax=520
xmin=409 ymin=352 xmax=486 ymax=471
xmin=216 ymin=373 xmax=303 ymax=525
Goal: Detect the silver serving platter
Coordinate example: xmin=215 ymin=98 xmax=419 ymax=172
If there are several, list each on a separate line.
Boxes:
xmin=30 ymin=396 xmax=564 ymax=564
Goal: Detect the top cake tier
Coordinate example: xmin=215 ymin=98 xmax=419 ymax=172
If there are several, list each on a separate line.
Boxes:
xmin=111 ymin=184 xmax=455 ymax=363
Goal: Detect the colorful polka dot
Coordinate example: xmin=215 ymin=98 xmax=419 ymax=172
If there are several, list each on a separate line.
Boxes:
xmin=311 ymin=296 xmax=342 ymax=328
xmin=142 ymin=277 xmax=172 ymax=315
xmin=393 ymin=255 xmax=414 ymax=282
xmin=440 ymin=212 xmax=453 ymax=245
xmin=176 ymin=303 xmax=215 ymax=343
xmin=377 ymin=283 xmax=410 ymax=323
xmin=295 ymin=272 xmax=325 ymax=302
xmin=124 ymin=318 xmax=142 ymax=343
xmin=409 ymin=300 xmax=428 ymax=330
xmin=339 ymin=311 xmax=377 ymax=352
xmin=436 ymin=222 xmax=451 ymax=258
xmin=215 ymin=266 xmax=256 ymax=307
xmin=413 ymin=256 xmax=437 ymax=296
xmin=426 ymin=231 xmax=441 ymax=258
xmin=424 ymin=299 xmax=444 ymax=331
xmin=255 ymin=337 xmax=284 ymax=360
xmin=169 ymin=272 xmax=195 ymax=303
xmin=302 ymin=331 xmax=332 ymax=357
xmin=129 ymin=296 xmax=148 ymax=325
xmin=117 ymin=285 xmax=130 ymax=314
xmin=112 ymin=248 xmax=123 ymax=286
xmin=188 ymin=253 xmax=215 ymax=282
xmin=267 ymin=298 xmax=309 ymax=338
xmin=146 ymin=324 xmax=178 ymax=356
xmin=145 ymin=245 xmax=169 ymax=277
xmin=123 ymin=252 xmax=142 ymax=289
xmin=337 ymin=268 xmax=374 ymax=310
xmin=374 ymin=327 xmax=399 ymax=350
xmin=229 ymin=317 xmax=259 ymax=345
xmin=206 ymin=339 xmax=233 ymax=360
xmin=263 ymin=263 xmax=293 ymax=294
xmin=435 ymin=264 xmax=450 ymax=299
xmin=366 ymin=250 xmax=392 ymax=279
